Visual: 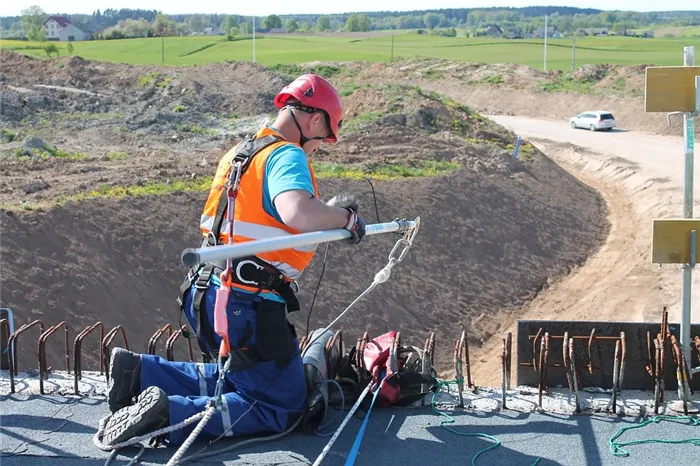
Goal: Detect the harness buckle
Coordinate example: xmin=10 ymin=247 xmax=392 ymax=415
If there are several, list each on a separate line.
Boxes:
xmin=195 ymin=266 xmax=214 ymax=290
xmin=235 ymin=260 xmax=265 ymax=286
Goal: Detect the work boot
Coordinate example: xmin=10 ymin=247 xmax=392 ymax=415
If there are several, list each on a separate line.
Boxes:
xmin=103 ymin=386 xmax=169 ymax=445
xmin=107 ymin=347 xmax=142 ymax=413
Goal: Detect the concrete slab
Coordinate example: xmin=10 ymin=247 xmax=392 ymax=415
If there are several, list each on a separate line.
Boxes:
xmin=1 ymin=370 xmax=699 ymax=466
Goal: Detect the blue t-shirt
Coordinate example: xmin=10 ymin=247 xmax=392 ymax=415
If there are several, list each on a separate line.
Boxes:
xmin=220 ymin=140 xmax=315 ymax=303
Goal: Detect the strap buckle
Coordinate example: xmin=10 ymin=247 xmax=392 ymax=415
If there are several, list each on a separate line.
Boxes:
xmin=235 ymin=259 xmax=284 ymax=290
xmin=235 ymin=260 xmax=265 ymax=286
xmin=195 ymin=265 xmax=214 ymax=289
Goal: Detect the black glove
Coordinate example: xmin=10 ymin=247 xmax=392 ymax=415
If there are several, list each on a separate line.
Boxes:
xmin=327 ymin=193 xmax=366 ymax=245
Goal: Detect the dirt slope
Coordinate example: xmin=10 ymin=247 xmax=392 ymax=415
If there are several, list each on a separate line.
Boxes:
xmin=299 ymin=59 xmax=699 ymax=139
xmin=466 ymin=117 xmax=698 ymax=387
xmin=0 ymin=51 xmax=607 ymax=374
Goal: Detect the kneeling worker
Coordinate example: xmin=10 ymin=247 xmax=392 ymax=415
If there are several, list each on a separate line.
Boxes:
xmin=102 ymin=74 xmax=366 ymax=446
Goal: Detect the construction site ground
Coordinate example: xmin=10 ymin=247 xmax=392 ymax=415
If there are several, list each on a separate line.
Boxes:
xmin=1 ymin=50 xmax=700 ymax=464
xmin=2 ymin=370 xmax=700 ymax=465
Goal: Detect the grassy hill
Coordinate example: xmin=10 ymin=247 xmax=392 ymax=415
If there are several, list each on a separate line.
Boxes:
xmin=2 ymin=32 xmax=699 ymax=69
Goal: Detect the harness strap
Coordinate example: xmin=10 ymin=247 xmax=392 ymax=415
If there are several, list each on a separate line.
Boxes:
xmin=206 ymin=133 xmax=284 ymax=248
xmin=179 ymin=131 xmax=296 ymax=366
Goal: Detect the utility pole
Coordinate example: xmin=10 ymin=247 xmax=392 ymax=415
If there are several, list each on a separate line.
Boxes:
xmin=572 ymin=34 xmax=576 ymax=71
xmin=252 ymin=16 xmax=256 ymax=63
xmin=544 ymin=14 xmax=548 ymax=71
xmin=161 ymin=33 xmax=164 ymax=64
xmin=391 ymin=34 xmax=394 ymax=61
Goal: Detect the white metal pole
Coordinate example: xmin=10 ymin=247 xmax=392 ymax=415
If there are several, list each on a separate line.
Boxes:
xmin=681 ymin=45 xmax=696 ymax=365
xmin=544 ymin=15 xmax=548 ymax=71
xmin=181 ymin=218 xmax=419 ymax=267
xmin=252 ymin=16 xmax=256 ymax=63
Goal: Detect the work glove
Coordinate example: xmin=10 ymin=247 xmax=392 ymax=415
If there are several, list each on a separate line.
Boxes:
xmin=327 ymin=193 xmax=366 ymax=245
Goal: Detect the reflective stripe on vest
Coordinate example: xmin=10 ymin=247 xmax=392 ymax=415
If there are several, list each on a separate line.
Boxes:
xmin=199 ymin=126 xmax=319 ymax=281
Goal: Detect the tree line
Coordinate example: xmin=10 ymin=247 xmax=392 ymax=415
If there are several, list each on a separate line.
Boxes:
xmin=3 ymin=5 xmax=700 ymax=40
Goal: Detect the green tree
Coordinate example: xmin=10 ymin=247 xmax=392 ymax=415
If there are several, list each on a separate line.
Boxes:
xmin=187 ymin=14 xmax=206 ymax=33
xmin=221 ymin=15 xmax=240 ymax=32
xmin=300 ymin=21 xmax=313 ymax=32
xmin=43 ymin=43 xmax=59 ymax=57
xmin=227 ymin=26 xmax=239 ymax=40
xmin=317 ymin=15 xmax=331 ymax=32
xmin=424 ymin=13 xmax=441 ymax=29
xmin=66 ymin=41 xmax=74 ymax=55
xmin=285 ymin=19 xmax=299 ymax=33
xmin=21 ymin=5 xmax=47 ymax=41
xmin=153 ymin=13 xmax=176 ymax=36
xmin=263 ymin=14 xmax=282 ymax=30
xmin=345 ymin=14 xmax=360 ymax=32
xmin=357 ymin=14 xmax=371 ymax=32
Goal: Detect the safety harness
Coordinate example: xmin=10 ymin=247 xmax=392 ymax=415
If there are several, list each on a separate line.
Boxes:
xmin=176 ymin=133 xmax=302 ymax=366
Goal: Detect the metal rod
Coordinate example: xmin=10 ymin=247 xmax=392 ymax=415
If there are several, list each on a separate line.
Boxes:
xmin=543 ymin=14 xmax=548 ymax=71
xmin=74 ymin=322 xmax=104 ymax=395
xmin=569 ymin=338 xmax=581 ymax=414
xmin=181 ymin=218 xmax=419 ymax=267
xmin=681 ymin=45 xmax=696 ymax=367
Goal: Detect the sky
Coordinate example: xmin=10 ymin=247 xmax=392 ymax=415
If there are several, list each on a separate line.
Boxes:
xmin=2 ymin=1 xmax=698 ymax=17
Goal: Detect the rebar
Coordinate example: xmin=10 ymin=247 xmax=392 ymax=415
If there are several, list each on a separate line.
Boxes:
xmin=38 ymin=321 xmax=70 ymax=395
xmin=73 ymin=322 xmax=105 ymax=395
xmin=568 ymin=337 xmax=581 ymax=414
xmin=166 ymin=326 xmax=194 ymax=362
xmin=148 ymin=324 xmax=173 ymax=356
xmin=8 ymin=320 xmax=45 ymax=393
xmin=102 ymin=326 xmax=129 ymax=382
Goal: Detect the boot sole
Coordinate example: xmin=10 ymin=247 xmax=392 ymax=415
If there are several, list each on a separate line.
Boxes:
xmin=103 ymin=386 xmax=168 ymax=445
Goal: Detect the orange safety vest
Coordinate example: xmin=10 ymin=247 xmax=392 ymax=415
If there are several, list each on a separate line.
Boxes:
xmin=200 ymin=126 xmax=319 ymax=290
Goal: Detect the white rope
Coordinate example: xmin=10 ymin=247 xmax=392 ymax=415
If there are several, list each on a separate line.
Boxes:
xmin=165 ymin=404 xmax=217 ymax=466
xmin=93 ymin=409 xmax=209 ymax=452
xmin=311 ymin=383 xmax=373 ymax=466
xmin=94 ymin=225 xmax=420 ymax=465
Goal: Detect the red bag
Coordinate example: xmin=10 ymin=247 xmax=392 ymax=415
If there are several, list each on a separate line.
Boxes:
xmin=361 ymin=331 xmax=401 ymax=407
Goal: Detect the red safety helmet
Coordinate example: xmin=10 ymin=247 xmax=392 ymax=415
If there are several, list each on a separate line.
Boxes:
xmin=273 ymin=74 xmax=344 ymax=143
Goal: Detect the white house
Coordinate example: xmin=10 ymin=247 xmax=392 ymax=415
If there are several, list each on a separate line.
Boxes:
xmin=58 ymin=24 xmax=92 ymax=42
xmin=43 ymin=15 xmax=92 ymax=41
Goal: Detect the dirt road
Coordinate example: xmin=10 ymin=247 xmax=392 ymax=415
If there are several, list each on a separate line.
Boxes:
xmin=468 ymin=115 xmax=700 ymax=386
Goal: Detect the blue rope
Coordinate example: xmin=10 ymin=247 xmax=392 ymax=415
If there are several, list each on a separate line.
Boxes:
xmin=344 ymin=371 xmax=386 ymax=466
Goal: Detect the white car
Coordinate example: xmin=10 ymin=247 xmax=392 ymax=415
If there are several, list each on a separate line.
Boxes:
xmin=569 ymin=111 xmax=616 ymax=131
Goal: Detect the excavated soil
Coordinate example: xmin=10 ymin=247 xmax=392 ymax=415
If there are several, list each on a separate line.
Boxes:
xmin=0 ymin=51 xmax=608 ymax=376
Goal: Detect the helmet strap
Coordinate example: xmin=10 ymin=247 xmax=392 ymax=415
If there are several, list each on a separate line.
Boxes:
xmin=286 ymin=106 xmax=325 ymax=148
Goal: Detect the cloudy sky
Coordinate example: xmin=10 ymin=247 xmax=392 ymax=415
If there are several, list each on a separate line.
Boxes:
xmin=2 ymin=0 xmax=696 ymax=17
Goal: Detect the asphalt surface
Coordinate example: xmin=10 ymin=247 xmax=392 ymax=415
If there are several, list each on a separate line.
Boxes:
xmin=2 ymin=392 xmax=700 ymax=466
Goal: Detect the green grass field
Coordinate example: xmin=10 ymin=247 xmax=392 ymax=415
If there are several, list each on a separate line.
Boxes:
xmin=2 ymin=31 xmax=700 ymax=70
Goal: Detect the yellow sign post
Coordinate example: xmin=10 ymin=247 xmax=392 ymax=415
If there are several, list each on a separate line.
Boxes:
xmin=645 ymin=66 xmax=700 ymax=113
xmin=646 ymin=47 xmax=700 ymax=412
xmin=651 ymin=219 xmax=700 ymax=265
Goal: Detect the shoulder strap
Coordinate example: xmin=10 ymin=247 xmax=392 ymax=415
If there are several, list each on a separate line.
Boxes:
xmin=208 ymin=133 xmax=285 ymax=246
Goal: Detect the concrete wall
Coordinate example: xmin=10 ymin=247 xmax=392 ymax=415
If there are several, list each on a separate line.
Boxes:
xmin=516 ymin=320 xmax=700 ymax=391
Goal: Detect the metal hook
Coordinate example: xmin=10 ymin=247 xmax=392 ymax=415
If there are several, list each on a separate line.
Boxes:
xmin=667 ymin=111 xmax=684 ymax=127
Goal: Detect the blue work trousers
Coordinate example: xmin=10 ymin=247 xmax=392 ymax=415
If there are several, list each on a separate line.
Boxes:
xmin=140 ymin=277 xmax=306 ymax=446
